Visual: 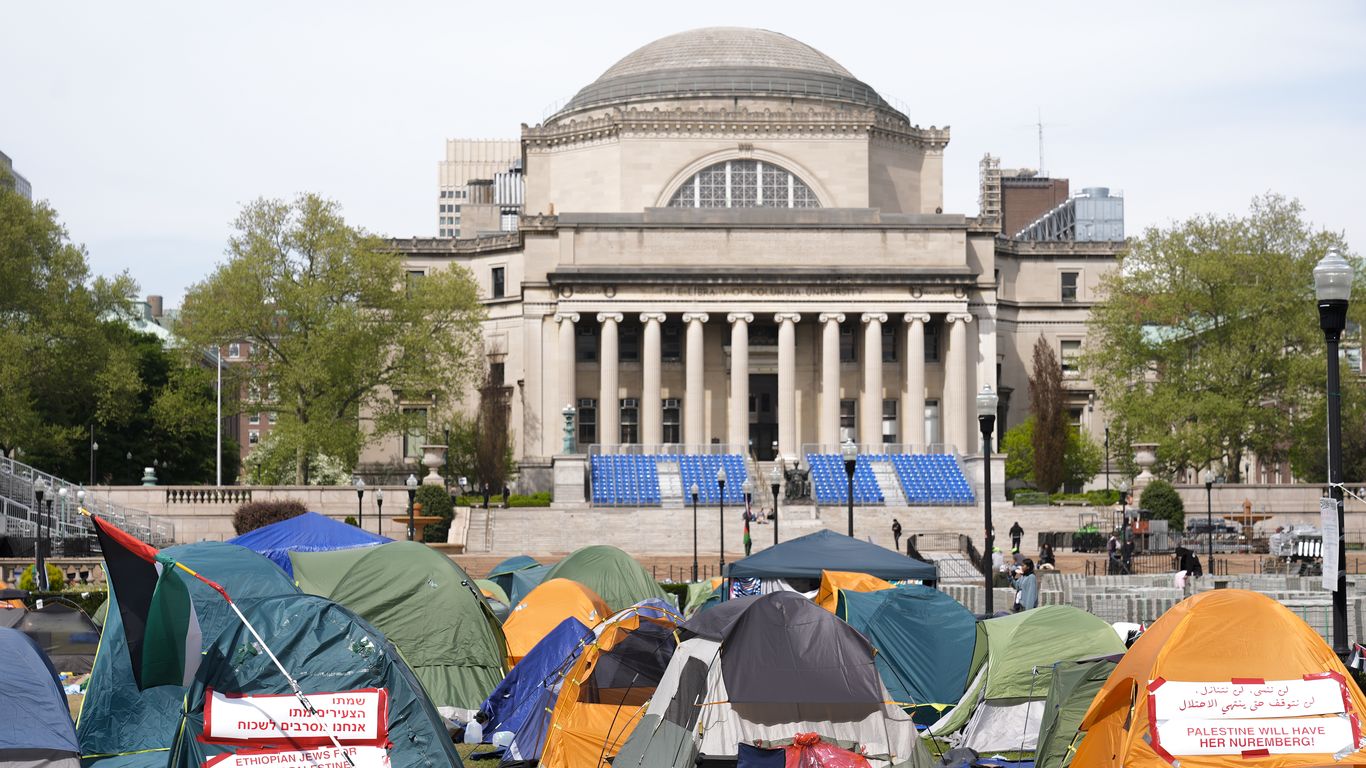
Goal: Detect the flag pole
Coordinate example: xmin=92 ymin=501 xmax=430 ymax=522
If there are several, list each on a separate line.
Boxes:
xmin=83 ymin=508 xmax=357 ymax=766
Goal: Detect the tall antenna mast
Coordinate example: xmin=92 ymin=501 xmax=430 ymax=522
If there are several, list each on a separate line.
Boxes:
xmin=1036 ymin=107 xmax=1045 ymax=176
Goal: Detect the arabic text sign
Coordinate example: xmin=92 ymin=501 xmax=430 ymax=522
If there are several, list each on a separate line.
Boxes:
xmin=203 ymin=689 xmax=387 ymax=744
xmin=1156 ymin=717 xmax=1353 ymax=756
xmin=1152 ymin=678 xmax=1345 ymax=720
xmin=204 ymin=745 xmax=390 ymax=768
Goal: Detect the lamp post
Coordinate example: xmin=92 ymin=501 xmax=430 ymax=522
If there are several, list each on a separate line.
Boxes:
xmin=977 ymin=385 xmax=999 ymax=614
xmin=690 ymin=483 xmax=699 ymax=581
xmin=769 ymin=466 xmax=782 ymax=547
xmin=841 ymin=439 xmax=858 ymax=537
xmin=33 ymin=479 xmax=47 ymax=590
xmin=374 ymin=488 xmax=384 ymax=536
xmin=405 ymin=474 xmax=418 ymax=542
xmin=1118 ymin=480 xmax=1131 ymax=575
xmin=717 ymin=465 xmax=727 ymax=575
xmin=89 ymin=427 xmax=98 ymax=486
xmin=44 ymin=496 xmax=55 ymax=583
xmin=1203 ymin=468 xmax=1215 ymax=577
xmin=1315 ymin=250 xmax=1354 ymax=658
xmin=353 ymin=477 xmax=365 ymax=531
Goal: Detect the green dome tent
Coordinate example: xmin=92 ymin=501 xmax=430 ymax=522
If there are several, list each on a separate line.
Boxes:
xmin=926 ymin=605 xmax=1126 ymax=755
xmin=541 ymin=545 xmax=667 ymax=613
xmin=1034 ymin=655 xmax=1122 ymax=768
xmin=166 ymin=594 xmax=462 ymax=768
xmin=76 ymin=542 xmax=298 ymax=768
xmin=291 ymin=541 xmax=507 ymax=713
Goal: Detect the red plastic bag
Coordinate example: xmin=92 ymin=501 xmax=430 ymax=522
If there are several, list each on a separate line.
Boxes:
xmin=784 ymin=733 xmax=872 ymax=768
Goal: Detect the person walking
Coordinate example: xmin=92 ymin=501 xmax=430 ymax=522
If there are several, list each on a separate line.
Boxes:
xmin=892 ymin=519 xmax=903 ymax=552
xmin=1011 ymin=559 xmax=1038 ymax=611
xmin=742 ymin=507 xmax=754 ymax=556
xmin=1009 ymin=521 xmax=1024 ymax=553
xmin=1107 ymin=532 xmax=1121 ymax=575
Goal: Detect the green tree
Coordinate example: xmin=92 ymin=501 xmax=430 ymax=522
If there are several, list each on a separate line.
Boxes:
xmin=1083 ymin=194 xmax=1362 ymax=481
xmin=1288 ymin=377 xmax=1366 ymax=483
xmin=1028 ymin=336 xmax=1067 ymax=493
xmin=1140 ymin=479 xmax=1185 ymax=531
xmin=178 ymin=194 xmax=485 ymax=483
xmin=443 ymin=368 xmax=517 ymax=496
xmin=1001 ymin=416 xmax=1104 ymax=491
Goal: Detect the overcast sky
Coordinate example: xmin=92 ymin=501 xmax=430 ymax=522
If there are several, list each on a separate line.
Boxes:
xmin=3 ymin=0 xmax=1362 ymax=304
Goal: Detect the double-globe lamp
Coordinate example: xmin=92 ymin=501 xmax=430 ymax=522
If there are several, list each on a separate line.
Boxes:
xmin=976 ymin=385 xmax=999 ymax=614
xmin=841 ymin=439 xmax=858 ymax=537
xmin=1315 ymin=250 xmax=1354 ymax=658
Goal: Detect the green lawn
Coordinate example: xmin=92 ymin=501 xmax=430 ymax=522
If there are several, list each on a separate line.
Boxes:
xmin=456 ymin=743 xmax=501 ymax=766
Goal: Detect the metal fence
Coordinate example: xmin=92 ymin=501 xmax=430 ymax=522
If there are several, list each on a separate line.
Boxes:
xmin=0 ymin=455 xmax=174 ymax=549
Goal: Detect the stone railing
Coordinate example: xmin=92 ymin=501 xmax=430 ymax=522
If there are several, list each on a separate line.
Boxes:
xmin=1 ymin=557 xmax=106 ymax=586
xmin=164 ymin=487 xmax=253 ymax=505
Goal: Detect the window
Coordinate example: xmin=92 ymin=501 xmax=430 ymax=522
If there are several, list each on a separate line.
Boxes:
xmin=1061 ymin=271 xmax=1079 ymax=302
xmin=882 ymin=400 xmax=897 ymax=444
xmin=661 ymin=321 xmax=682 ymax=362
xmin=1061 ymin=339 xmax=1081 ymax=374
xmin=578 ymin=398 xmax=597 ymax=446
xmin=403 ymin=407 xmax=428 ymax=459
xmin=500 ymin=211 xmax=519 ymax=232
xmin=268 ymin=411 xmax=277 ymax=423
xmin=839 ymin=399 xmax=857 ymax=444
xmin=406 ymin=269 xmax=425 ymax=296
xmin=248 ymin=413 xmax=260 ymax=425
xmin=619 ymin=323 xmax=639 ymax=363
xmin=620 ymin=399 xmax=639 ymax=444
xmin=227 ymin=343 xmax=241 ymax=359
xmin=839 ymin=322 xmax=857 ymax=362
xmin=662 ymin=399 xmax=681 ymax=444
xmin=924 ymin=319 xmax=941 ymax=363
xmin=667 ymin=159 xmax=820 ymax=208
xmin=489 ymin=362 xmax=505 ymax=387
xmin=248 ymin=430 xmax=260 ymax=445
xmin=1068 ymin=407 xmax=1084 ymax=429
xmin=924 ymin=400 xmax=940 ymax=447
xmin=491 ymin=266 xmax=506 ymax=299
xmin=576 ymin=324 xmax=598 ymax=362
xmin=882 ymin=324 xmax=897 ymax=363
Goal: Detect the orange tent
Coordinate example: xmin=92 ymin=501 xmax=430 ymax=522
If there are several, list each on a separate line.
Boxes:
xmin=814 ymin=569 xmax=894 ymax=612
xmin=1074 ymin=589 xmax=1366 ymax=767
xmin=539 ymin=602 xmax=680 ymax=767
xmin=503 ymin=578 xmax=611 ymax=665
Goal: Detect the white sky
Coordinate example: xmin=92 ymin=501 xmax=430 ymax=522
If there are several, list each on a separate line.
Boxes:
xmin=3 ymin=0 xmax=1363 ymax=304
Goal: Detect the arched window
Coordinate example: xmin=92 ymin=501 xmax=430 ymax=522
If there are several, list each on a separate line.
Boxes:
xmin=667 ymin=159 xmax=819 ymax=208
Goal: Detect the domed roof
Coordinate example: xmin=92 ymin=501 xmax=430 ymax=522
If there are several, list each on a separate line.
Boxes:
xmin=554 ymin=27 xmax=897 ymax=118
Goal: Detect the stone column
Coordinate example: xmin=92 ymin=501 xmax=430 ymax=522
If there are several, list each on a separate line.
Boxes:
xmin=639 ymin=312 xmax=666 ymax=445
xmin=597 ymin=312 xmax=623 ymax=446
xmin=861 ymin=313 xmax=887 ymax=446
xmin=902 ymin=313 xmax=929 ymax=448
xmin=819 ymin=313 xmax=844 ymax=448
xmin=775 ymin=313 xmax=801 ymax=459
xmin=682 ymin=313 xmax=708 ymax=446
xmin=943 ymin=313 xmax=973 ymax=453
xmin=727 ymin=313 xmax=753 ymax=450
xmin=555 ymin=313 xmax=579 ymax=439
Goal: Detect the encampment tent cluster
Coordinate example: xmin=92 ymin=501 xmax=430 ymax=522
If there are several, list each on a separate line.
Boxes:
xmin=6 ymin=518 xmax=1364 ymax=768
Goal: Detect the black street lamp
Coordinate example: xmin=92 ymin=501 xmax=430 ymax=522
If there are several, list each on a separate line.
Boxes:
xmin=44 ymin=497 xmax=55 ymax=577
xmin=32 ymin=479 xmax=47 ymax=590
xmin=374 ymin=488 xmax=384 ymax=536
xmin=841 ymin=439 xmax=858 ymax=537
xmin=1203 ymin=468 xmax=1216 ymax=577
xmin=1118 ymin=480 xmax=1131 ymax=575
xmin=717 ymin=466 xmax=727 ymax=575
xmin=977 ymin=385 xmax=999 ymax=614
xmin=1315 ymin=250 xmax=1354 ymax=658
xmin=405 ymin=474 xmax=418 ymax=542
xmin=769 ymin=465 xmax=782 ymax=547
xmin=353 ymin=476 xmax=365 ymax=531
xmin=690 ymin=483 xmax=699 ymax=581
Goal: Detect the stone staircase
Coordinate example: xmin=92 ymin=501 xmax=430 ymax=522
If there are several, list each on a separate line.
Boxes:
xmin=869 ymin=460 xmax=905 ymax=505
xmin=657 ymin=460 xmax=684 ymax=507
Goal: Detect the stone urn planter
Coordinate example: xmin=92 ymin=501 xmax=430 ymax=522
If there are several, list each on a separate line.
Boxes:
xmin=420 ymin=445 xmax=448 ymax=487
xmin=1131 ymin=442 xmax=1158 ymax=492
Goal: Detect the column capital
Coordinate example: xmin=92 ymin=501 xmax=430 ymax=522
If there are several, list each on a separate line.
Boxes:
xmin=818 ymin=312 xmax=846 ymax=324
xmin=596 ymin=312 xmax=624 ymax=324
xmin=639 ymin=312 xmax=667 ymax=324
xmin=554 ymin=312 xmax=580 ymax=324
xmin=681 ymin=312 xmax=710 ymax=324
xmin=727 ymin=312 xmax=754 ymax=324
xmin=903 ymin=312 xmax=931 ymax=324
xmin=861 ymin=312 xmax=889 ymax=324
xmin=945 ymin=313 xmax=974 ymax=325
xmin=774 ymin=312 xmax=802 ymax=324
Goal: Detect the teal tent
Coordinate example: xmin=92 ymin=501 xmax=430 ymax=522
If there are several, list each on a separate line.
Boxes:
xmin=1035 ymin=655 xmax=1121 ymax=768
xmin=541 ymin=545 xmax=667 ymax=612
xmin=836 ymin=585 xmax=977 ymax=724
xmin=76 ymin=542 xmax=297 ymax=768
xmin=167 ymin=594 xmax=462 ymax=768
xmin=486 ymin=555 xmax=543 ymax=604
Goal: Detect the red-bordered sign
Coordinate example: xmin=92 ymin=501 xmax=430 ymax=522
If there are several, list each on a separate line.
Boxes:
xmin=201 ymin=688 xmax=389 ymax=747
xmin=203 ymin=744 xmax=390 ymax=768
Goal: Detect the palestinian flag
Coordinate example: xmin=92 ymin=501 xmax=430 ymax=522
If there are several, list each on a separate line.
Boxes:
xmin=92 ymin=516 xmax=202 ymax=689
